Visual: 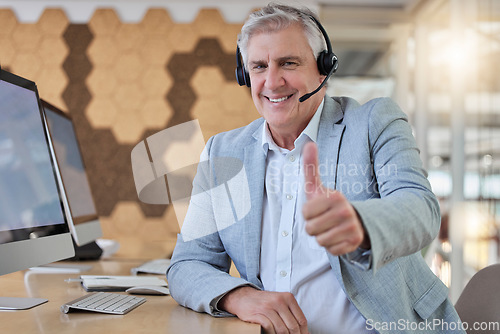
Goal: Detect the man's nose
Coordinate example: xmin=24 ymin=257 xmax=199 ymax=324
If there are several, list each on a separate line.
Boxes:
xmin=264 ymin=65 xmax=285 ymax=90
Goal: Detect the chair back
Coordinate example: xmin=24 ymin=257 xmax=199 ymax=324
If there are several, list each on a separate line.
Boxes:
xmin=455 ymin=263 xmax=500 ymax=333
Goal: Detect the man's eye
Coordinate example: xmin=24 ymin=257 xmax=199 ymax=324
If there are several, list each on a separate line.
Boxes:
xmin=251 ymin=64 xmax=266 ymax=72
xmin=283 ymin=62 xmax=297 ymax=67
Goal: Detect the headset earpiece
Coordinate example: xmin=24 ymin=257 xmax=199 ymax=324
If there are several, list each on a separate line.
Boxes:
xmin=308 ymin=15 xmax=338 ymax=77
xmin=235 ymin=46 xmax=251 ymax=87
xmin=317 ymin=50 xmax=338 ymax=76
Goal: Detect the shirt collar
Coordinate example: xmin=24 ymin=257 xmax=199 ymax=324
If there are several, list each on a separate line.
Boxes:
xmin=261 ymin=97 xmax=325 ymax=154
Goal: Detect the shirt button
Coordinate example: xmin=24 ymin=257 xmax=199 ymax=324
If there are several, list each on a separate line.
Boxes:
xmin=280 ymin=270 xmax=287 ymax=277
xmin=286 ymin=194 xmax=293 ymax=200
xmin=281 ymin=230 xmax=289 ymax=237
xmin=289 ymin=155 xmax=295 ymax=162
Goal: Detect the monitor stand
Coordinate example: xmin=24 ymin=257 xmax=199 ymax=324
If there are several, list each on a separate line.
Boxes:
xmin=0 ymin=296 xmax=48 ymax=310
xmin=69 ymin=240 xmax=103 ymax=261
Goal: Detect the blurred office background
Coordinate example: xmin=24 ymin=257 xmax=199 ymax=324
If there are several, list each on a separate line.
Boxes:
xmin=0 ymin=0 xmax=498 ymax=302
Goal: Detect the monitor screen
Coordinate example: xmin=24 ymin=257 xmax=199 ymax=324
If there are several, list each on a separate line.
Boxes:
xmin=0 ymin=68 xmax=74 ymax=277
xmin=42 ymin=100 xmax=102 ymax=246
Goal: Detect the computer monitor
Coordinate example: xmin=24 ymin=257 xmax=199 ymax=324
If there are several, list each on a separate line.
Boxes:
xmin=41 ymin=100 xmax=103 ymax=248
xmin=0 ymin=68 xmax=75 ymax=309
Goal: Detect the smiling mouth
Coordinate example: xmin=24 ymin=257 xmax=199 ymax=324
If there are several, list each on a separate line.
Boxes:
xmin=267 ymin=94 xmax=293 ymax=103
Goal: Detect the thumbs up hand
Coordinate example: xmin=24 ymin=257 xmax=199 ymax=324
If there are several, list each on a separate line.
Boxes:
xmin=302 ymin=142 xmax=370 ymax=255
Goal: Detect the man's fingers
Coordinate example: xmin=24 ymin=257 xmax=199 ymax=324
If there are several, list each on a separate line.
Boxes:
xmin=287 ymin=303 xmax=309 ymax=334
xmin=273 ymin=294 xmax=309 ymax=334
xmin=302 ymin=196 xmax=331 ymax=222
xmin=275 ymin=306 xmax=307 ymax=334
xmin=261 ymin=306 xmax=306 ymax=334
xmin=264 ymin=310 xmax=286 ymax=334
xmin=302 ymin=185 xmax=344 ymax=223
xmin=302 ymin=142 xmax=323 ymax=200
xmin=326 ymin=240 xmax=359 ymax=255
xmin=224 ymin=288 xmax=308 ymax=334
xmin=310 ymin=214 xmax=364 ymax=254
xmin=303 ymin=192 xmax=346 ymax=235
xmin=253 ymin=314 xmax=276 ymax=334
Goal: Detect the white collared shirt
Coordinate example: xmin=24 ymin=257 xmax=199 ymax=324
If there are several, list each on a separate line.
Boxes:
xmin=259 ymin=98 xmax=373 ymax=333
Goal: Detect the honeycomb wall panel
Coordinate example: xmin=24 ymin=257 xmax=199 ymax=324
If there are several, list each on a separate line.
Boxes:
xmin=0 ymin=7 xmax=258 ymax=258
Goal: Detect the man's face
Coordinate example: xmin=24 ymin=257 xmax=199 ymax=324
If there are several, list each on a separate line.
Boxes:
xmin=246 ymin=24 xmax=325 ymax=141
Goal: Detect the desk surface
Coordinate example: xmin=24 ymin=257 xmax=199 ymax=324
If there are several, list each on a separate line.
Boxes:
xmin=0 ymin=259 xmax=260 ymax=334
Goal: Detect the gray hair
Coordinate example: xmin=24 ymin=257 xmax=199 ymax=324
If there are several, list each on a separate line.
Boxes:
xmin=237 ymin=3 xmax=326 ymax=70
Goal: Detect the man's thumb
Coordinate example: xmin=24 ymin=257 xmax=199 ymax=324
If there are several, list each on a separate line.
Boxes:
xmin=303 ymin=142 xmax=323 ymax=199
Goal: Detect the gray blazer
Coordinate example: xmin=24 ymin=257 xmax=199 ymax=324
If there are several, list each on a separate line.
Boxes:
xmin=167 ymin=96 xmax=464 ymax=333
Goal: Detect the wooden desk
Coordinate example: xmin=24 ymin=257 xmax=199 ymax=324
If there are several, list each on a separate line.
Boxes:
xmin=0 ymin=259 xmax=260 ymax=334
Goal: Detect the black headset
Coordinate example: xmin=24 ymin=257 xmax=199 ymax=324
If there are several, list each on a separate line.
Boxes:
xmin=235 ymin=14 xmax=338 ymax=103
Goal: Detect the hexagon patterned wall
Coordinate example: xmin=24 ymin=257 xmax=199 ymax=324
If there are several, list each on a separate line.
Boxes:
xmin=0 ymin=8 xmax=258 ymax=258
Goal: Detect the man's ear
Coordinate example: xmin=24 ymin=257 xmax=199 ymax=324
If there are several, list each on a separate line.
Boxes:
xmin=318 ymin=73 xmax=326 ymax=84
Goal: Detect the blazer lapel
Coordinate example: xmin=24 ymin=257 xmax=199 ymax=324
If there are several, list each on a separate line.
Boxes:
xmin=242 ymin=126 xmax=267 ymax=285
xmin=317 ymin=97 xmax=345 ymax=191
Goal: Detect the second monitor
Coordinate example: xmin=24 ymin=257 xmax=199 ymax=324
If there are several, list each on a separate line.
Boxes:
xmin=42 ymin=100 xmax=103 ymax=253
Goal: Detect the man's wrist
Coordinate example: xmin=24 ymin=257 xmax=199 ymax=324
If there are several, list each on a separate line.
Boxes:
xmin=354 ymin=207 xmax=371 ymax=250
xmin=218 ymin=286 xmax=254 ymax=313
xmin=360 ymin=230 xmax=371 ymax=249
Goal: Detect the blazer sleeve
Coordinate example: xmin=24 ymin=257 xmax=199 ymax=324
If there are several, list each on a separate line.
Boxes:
xmin=349 ymin=97 xmax=441 ymax=271
xmin=166 ymin=136 xmax=260 ymax=316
